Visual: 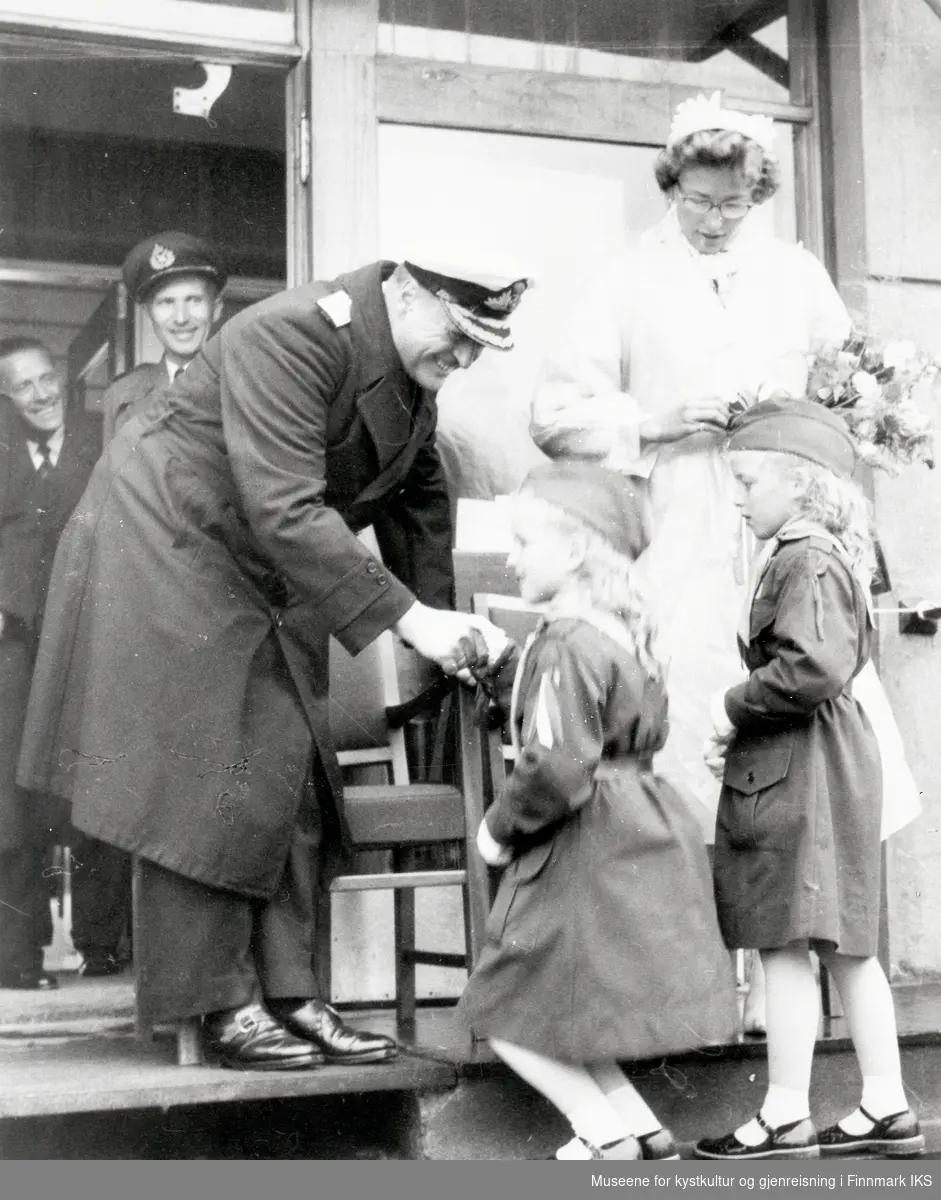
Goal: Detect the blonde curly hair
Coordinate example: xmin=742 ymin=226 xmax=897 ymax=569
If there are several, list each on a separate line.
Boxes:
xmin=513 ymin=492 xmax=663 ymax=681
xmin=750 ymin=450 xmax=877 ymax=581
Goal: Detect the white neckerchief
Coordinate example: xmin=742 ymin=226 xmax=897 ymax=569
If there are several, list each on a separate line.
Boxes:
xmin=26 ymin=423 xmax=65 ymax=471
xmin=738 ymin=516 xmax=872 ymax=645
xmin=508 ymin=603 xmax=645 ymax=756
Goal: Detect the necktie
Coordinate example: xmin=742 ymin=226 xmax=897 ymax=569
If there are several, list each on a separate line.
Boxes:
xmin=36 ymin=439 xmax=53 ymax=480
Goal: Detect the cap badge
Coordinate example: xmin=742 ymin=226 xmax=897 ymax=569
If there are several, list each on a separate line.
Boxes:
xmin=149 ymin=243 xmax=176 ymax=271
xmin=484 ymin=284 xmax=524 ymax=314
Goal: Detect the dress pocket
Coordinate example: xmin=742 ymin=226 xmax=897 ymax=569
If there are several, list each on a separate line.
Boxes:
xmin=720 ymin=735 xmax=794 ymax=850
xmin=485 ymin=838 xmax=555 ymax=943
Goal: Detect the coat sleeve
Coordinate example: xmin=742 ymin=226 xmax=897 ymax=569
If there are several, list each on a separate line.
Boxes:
xmin=217 ymin=304 xmax=416 ymax=654
xmin=372 ymin=414 xmax=455 ymax=609
xmin=725 ymin=551 xmax=863 ymax=735
xmin=530 ymin=250 xmax=650 ymax=472
xmin=485 ymin=633 xmax=607 ymax=844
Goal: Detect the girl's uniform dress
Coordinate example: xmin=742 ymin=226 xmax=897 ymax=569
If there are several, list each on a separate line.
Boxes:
xmin=714 ymin=526 xmax=882 ymax=956
xmin=531 ymin=210 xmax=919 ymax=842
xmin=460 ymin=611 xmax=739 ymax=1064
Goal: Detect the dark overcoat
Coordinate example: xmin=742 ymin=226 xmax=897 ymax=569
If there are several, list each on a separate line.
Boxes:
xmin=0 ymin=411 xmax=100 ymax=848
xmin=100 ymin=359 xmax=170 ymax=445
xmin=713 ymin=535 xmax=882 ymax=956
xmin=17 ymin=262 xmax=454 ymax=898
xmin=459 ymin=617 xmax=739 ymax=1063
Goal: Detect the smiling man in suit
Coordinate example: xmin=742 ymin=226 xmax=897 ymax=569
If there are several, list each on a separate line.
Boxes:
xmin=18 ymin=259 xmax=528 ymax=1066
xmin=100 ymin=232 xmax=226 ymax=444
xmin=0 ymin=338 xmax=103 ymax=989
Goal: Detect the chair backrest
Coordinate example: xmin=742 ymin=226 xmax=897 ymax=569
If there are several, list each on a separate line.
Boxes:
xmin=329 ymin=631 xmax=410 ymax=784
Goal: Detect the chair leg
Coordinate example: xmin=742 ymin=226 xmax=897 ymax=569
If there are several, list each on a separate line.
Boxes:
xmin=394 ymin=884 xmax=417 ymax=1030
xmin=130 ymin=855 xmax=153 ymax=1043
xmin=819 ymin=962 xmax=833 ymax=1021
xmin=176 ymin=1017 xmax=204 ymax=1066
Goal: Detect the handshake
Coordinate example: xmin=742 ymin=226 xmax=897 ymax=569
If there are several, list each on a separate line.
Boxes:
xmin=393 ymin=601 xmax=512 ymax=679
xmin=703 ymin=688 xmax=737 ymax=781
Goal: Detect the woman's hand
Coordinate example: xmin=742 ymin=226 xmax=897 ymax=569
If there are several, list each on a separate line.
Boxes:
xmin=639 ymin=397 xmax=731 ymax=446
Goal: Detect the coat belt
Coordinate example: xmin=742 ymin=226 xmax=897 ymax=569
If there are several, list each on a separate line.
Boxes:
xmin=594 ymin=756 xmax=653 ymax=781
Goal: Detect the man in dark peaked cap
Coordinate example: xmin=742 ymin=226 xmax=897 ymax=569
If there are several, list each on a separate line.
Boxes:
xmin=100 ymin=231 xmax=227 ymax=443
xmin=19 ymin=255 xmax=529 ymax=1068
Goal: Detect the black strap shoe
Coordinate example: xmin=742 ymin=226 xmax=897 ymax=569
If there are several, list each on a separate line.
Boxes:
xmin=203 ymin=1002 xmax=324 ymax=1071
xmin=695 ymin=1114 xmax=819 ymax=1160
xmin=819 ymin=1106 xmax=925 ymax=1158
xmin=638 ymin=1127 xmax=681 ymax=1161
xmin=269 ymin=999 xmax=398 ymax=1064
xmin=0 ymin=968 xmax=59 ymax=991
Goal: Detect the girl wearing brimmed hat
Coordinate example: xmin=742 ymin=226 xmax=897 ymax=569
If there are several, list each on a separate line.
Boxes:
xmin=459 ymin=461 xmax=739 ymax=1161
xmin=694 ymin=400 xmax=924 ymax=1161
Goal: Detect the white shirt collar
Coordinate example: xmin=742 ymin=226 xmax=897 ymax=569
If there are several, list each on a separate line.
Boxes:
xmin=26 ymin=423 xmax=65 ymax=470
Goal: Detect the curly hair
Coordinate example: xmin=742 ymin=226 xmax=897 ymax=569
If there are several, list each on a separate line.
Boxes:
xmin=513 ymin=492 xmax=663 ymax=681
xmin=748 ymin=450 xmax=877 ymax=581
xmin=654 ymin=130 xmax=780 ymax=204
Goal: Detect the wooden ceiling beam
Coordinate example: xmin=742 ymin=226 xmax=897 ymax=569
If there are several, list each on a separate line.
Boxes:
xmin=685 ymin=0 xmax=788 ymax=63
xmin=722 ymin=32 xmax=789 ymax=88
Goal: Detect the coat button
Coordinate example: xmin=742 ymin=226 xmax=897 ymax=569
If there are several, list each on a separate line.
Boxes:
xmin=273 ymin=612 xmax=283 ymax=628
xmin=746 ymin=770 xmax=755 ymax=783
xmin=377 ymin=573 xmax=387 ymax=585
xmin=366 ymin=562 xmax=377 ymax=574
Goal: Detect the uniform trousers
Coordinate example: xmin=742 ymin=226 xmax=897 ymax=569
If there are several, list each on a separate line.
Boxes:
xmin=134 ymin=769 xmax=325 ymax=1024
xmin=68 ymin=830 xmax=132 ymax=958
xmin=0 ymin=840 xmax=53 ymax=976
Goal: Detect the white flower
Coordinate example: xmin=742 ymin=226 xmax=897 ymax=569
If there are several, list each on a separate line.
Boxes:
xmin=883 ymin=340 xmax=918 ymax=370
xmin=852 ymin=370 xmax=881 ymax=400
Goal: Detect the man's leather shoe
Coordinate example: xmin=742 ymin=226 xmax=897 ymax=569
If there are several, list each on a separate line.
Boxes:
xmin=79 ymin=953 xmax=123 ymax=978
xmin=269 ymin=999 xmax=398 ymax=1064
xmin=819 ymin=1107 xmax=925 ymax=1158
xmin=202 ymin=1002 xmax=324 ymax=1071
xmin=0 ymin=968 xmax=58 ymax=991
xmin=695 ymin=1114 xmax=819 ymax=1160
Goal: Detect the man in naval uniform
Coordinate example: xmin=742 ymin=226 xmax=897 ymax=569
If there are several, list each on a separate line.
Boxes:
xmin=18 ymin=259 xmax=529 ymax=1068
xmin=0 ymin=338 xmax=100 ymax=989
xmin=101 ymin=231 xmax=226 ymax=444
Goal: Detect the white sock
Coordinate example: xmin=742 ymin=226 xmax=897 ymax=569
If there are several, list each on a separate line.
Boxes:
xmin=567 ymin=1097 xmax=630 ymax=1154
xmin=837 ymin=1075 xmax=910 ymax=1134
xmin=734 ymin=1085 xmax=809 ymax=1147
xmin=555 ymin=1137 xmax=593 ymax=1160
xmin=605 ymin=1083 xmax=662 ymax=1139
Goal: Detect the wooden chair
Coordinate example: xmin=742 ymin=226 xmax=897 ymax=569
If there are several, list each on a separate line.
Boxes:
xmin=316 ymin=631 xmax=491 ymax=1029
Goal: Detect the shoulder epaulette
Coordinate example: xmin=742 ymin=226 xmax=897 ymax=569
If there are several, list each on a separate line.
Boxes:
xmin=806 ymin=535 xmax=835 ymax=554
xmin=316 ymin=290 xmax=353 ymax=329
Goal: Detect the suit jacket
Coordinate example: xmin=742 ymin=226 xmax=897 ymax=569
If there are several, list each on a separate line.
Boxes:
xmin=100 ymin=359 xmax=170 ymax=445
xmin=19 ymin=262 xmax=456 ymax=897
xmin=0 ymin=410 xmax=100 ymax=846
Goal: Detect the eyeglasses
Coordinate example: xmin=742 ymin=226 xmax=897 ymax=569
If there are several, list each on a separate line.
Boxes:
xmin=677 ymin=191 xmax=754 ymax=220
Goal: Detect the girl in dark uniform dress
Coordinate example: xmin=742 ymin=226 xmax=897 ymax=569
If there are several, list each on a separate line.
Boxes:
xmin=695 ymin=400 xmax=924 ymax=1161
xmin=460 ymin=462 xmax=739 ymax=1161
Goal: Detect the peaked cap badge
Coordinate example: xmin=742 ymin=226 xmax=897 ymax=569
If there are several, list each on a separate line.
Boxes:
xmin=149 ymin=243 xmax=176 ymax=271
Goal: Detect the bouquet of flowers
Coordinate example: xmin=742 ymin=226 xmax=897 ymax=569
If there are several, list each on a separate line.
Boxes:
xmin=728 ymin=333 xmax=939 ymax=472
xmin=804 ymin=334 xmax=937 ymax=472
